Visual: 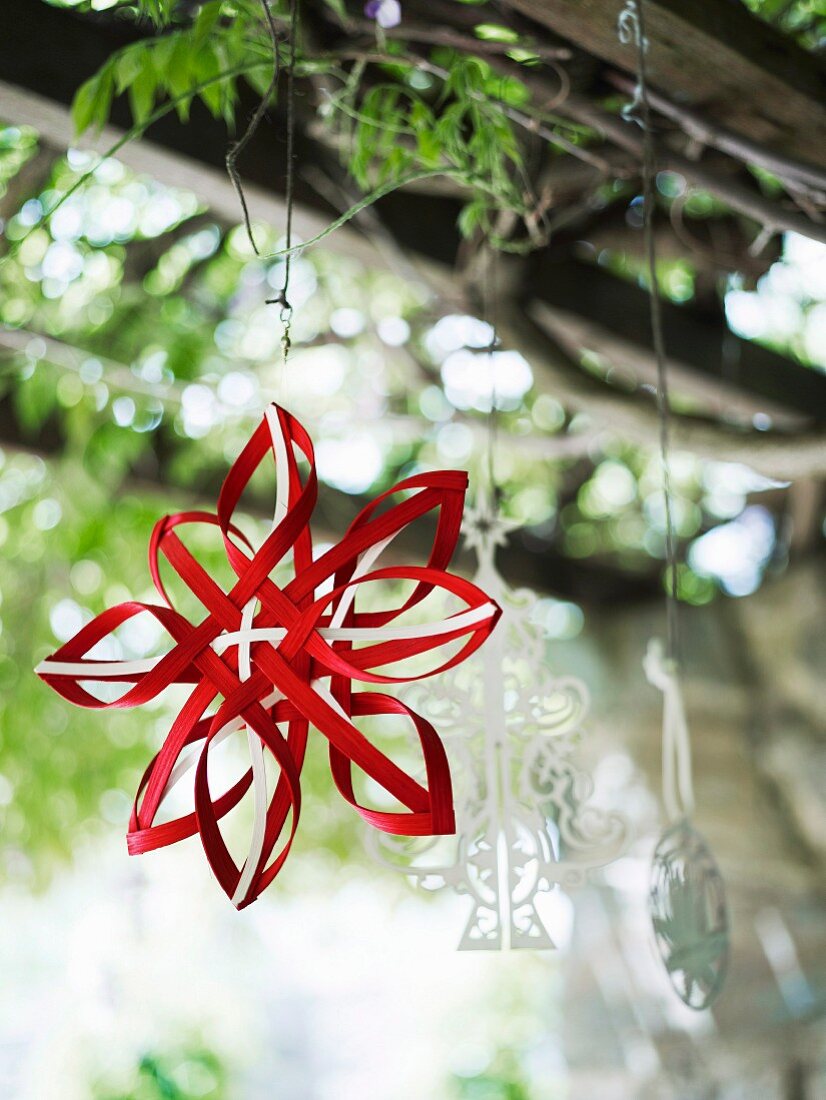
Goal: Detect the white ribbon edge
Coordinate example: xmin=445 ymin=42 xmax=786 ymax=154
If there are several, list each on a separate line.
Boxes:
xmin=33 ymin=604 xmax=497 ymax=681
xmin=232 ymin=406 xmax=294 ymax=903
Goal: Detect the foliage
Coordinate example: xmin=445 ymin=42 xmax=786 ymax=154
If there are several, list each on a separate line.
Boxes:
xmin=93 ymin=1046 xmax=229 ymax=1100
xmin=450 ymin=1050 xmax=535 ymax=1100
xmin=324 ymin=52 xmax=531 ymax=242
xmin=69 ymin=2 xmax=255 ymax=133
xmin=44 ymin=0 xmax=561 ymax=252
xmin=36 ymin=0 xmax=826 ymax=261
xmin=743 ymin=0 xmax=826 ymax=49
xmin=0 ymin=125 xmax=40 ymax=193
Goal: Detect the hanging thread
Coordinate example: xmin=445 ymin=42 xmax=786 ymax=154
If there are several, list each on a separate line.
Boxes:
xmin=621 ymin=3 xmax=729 ymax=1012
xmin=620 ymin=0 xmax=679 ymax=664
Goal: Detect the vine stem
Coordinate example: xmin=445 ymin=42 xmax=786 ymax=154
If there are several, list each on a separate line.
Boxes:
xmin=225 ymin=0 xmax=282 ymax=257
xmin=260 ymin=167 xmax=521 ymax=260
xmin=265 ymin=0 xmax=298 ymax=368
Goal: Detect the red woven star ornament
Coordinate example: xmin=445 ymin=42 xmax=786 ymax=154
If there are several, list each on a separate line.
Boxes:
xmin=37 ymin=405 xmax=500 ymax=907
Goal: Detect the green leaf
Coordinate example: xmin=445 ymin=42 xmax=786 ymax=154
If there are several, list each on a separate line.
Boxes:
xmin=167 ymin=34 xmax=194 ymax=100
xmin=13 ymin=364 xmax=58 ymax=435
xmin=320 ymin=0 xmax=347 ymax=19
xmin=416 ymin=127 xmax=441 ymax=166
xmin=484 ymin=73 xmax=530 ymax=107
xmin=114 ymin=45 xmax=147 ymax=95
xmin=194 ymin=0 xmax=223 ymax=45
xmin=71 ymin=65 xmax=114 ymax=136
xmin=149 ymin=33 xmax=179 ymax=77
xmin=142 ymin=0 xmax=177 ymax=28
xmin=457 ymin=199 xmax=485 ymax=238
xmin=380 ymin=145 xmax=411 ymax=184
xmin=221 ymin=73 xmax=239 ymax=127
xmin=506 ymin=47 xmax=541 ymax=65
xmin=194 ymin=43 xmax=223 ymax=117
xmin=474 ymin=23 xmax=520 ymax=43
xmin=128 ymin=63 xmax=157 ymax=127
xmin=71 ymin=76 xmax=101 ymax=137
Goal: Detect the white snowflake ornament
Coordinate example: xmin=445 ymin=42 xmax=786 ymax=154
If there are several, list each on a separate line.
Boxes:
xmin=368 ymin=496 xmax=627 ymax=949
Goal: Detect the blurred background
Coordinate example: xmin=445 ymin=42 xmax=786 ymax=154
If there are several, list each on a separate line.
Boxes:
xmin=1 ymin=0 xmax=826 ymax=1095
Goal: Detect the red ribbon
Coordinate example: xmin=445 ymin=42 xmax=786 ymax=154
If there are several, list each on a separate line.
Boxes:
xmin=37 ymin=405 xmax=500 ymax=907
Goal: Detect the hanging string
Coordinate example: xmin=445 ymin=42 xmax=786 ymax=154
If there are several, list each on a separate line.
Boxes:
xmin=621 ymin=0 xmax=696 ymax=827
xmin=266 ymin=0 xmax=298 ymax=369
xmin=621 ymin=13 xmax=727 ymax=1017
xmin=620 ymin=0 xmax=679 ymax=664
xmin=225 ymin=0 xmax=281 ymax=257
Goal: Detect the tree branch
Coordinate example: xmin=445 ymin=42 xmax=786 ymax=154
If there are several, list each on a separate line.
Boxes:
xmin=501 ymin=0 xmax=826 ymax=169
xmin=332 ymin=18 xmax=573 ymax=63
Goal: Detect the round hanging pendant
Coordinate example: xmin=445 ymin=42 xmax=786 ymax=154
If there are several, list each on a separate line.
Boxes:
xmin=650 ymin=820 xmax=729 ymax=1009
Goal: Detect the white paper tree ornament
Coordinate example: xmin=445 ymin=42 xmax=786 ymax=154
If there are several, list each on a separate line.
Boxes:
xmin=367 ymin=498 xmax=627 ymax=950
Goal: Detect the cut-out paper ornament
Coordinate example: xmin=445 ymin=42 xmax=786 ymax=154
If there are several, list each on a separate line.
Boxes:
xmin=368 ymin=497 xmax=627 ymax=949
xmin=36 ymin=405 xmax=500 ymax=907
xmin=645 ymin=640 xmax=729 ymax=1008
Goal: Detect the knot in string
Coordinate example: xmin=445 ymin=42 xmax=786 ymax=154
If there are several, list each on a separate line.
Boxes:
xmin=265 ymin=289 xmax=294 ymax=362
xmin=644 ymin=638 xmax=695 ymax=824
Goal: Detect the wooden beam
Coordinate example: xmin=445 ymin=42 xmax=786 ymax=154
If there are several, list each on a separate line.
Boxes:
xmin=503 ymin=0 xmax=826 ymax=169
xmin=526 ymin=256 xmax=826 ymax=424
xmin=498 ymin=304 xmax=826 ymax=480
xmin=0 ymin=78 xmax=373 ymax=259
xmin=605 ymin=71 xmax=826 ymax=195
xmin=0 ymin=389 xmax=658 ymax=605
xmin=553 ymin=92 xmax=826 ymax=247
xmin=0 ymin=325 xmax=594 ymax=463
